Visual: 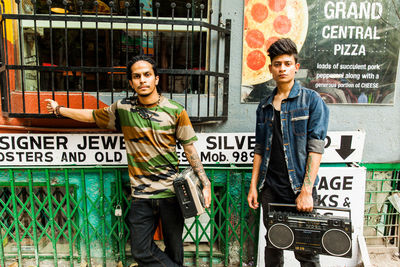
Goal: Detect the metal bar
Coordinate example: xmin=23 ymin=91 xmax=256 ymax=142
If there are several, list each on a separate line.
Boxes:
xmin=140 ymin=3 xmax=143 ymax=56
xmin=125 ymin=1 xmax=129 ymax=98
xmin=79 ymin=1 xmax=85 ymax=109
xmin=64 ymin=2 xmax=70 ymax=107
xmin=16 ymin=0 xmax=26 ymax=113
xmin=206 ymin=7 xmax=212 ymax=117
xmin=45 ymin=168 xmax=59 ymax=267
xmin=0 ymin=172 xmax=6 ymax=267
xmin=0 ymin=13 xmax=9 ymax=113
xmin=170 ymin=2 xmax=176 ymax=98
xmin=99 ymin=169 xmax=106 ymax=267
xmin=95 ymin=1 xmax=99 ymax=109
xmin=64 ymin=169 xmax=74 ymax=267
xmin=9 ymin=169 xmax=23 ymax=266
xmin=6 ymin=65 xmax=228 ymax=77
xmin=209 ymin=169 xmax=215 ymax=267
xmin=197 ymin=5 xmax=204 ymax=117
xmin=239 ymin=172 xmax=245 ymax=267
xmin=155 ymin=2 xmax=160 ymax=65
xmin=46 ymin=2 xmax=55 ymax=100
xmin=81 ymin=169 xmax=92 ymax=267
xmin=0 ymin=254 xmax=82 ymax=260
xmin=224 ymin=170 xmax=230 ymax=266
xmin=0 ymin=217 xmax=5 ymax=267
xmin=1 ymin=4 xmax=12 ymax=113
xmin=116 ymin=169 xmax=126 ymax=265
xmin=190 ymin=4 xmax=195 ymax=96
xmin=110 ymin=2 xmax=114 ymax=103
xmin=6 ymin=112 xmax=228 ymax=122
xmin=184 ymin=3 xmax=190 ymax=109
xmin=74 ymin=183 xmax=82 ymax=265
xmin=195 ymin=214 xmax=200 ymax=267
xmin=222 ymin=19 xmax=231 ymax=119
xmin=2 ymin=14 xmax=230 ymax=33
xmin=28 ymin=169 xmax=40 ymax=266
xmin=33 ymin=1 xmax=40 ymax=113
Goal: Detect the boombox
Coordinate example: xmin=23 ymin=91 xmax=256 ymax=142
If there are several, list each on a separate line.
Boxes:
xmin=266 ymin=204 xmax=353 ymax=258
xmin=173 ymin=167 xmax=205 ymax=219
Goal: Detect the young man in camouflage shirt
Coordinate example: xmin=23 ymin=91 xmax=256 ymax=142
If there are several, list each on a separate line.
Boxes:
xmin=45 ymin=56 xmax=211 ymax=267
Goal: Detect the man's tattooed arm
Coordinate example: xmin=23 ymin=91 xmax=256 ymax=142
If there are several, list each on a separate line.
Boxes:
xmin=295 ymin=152 xmax=323 ymax=212
xmin=303 ymin=154 xmax=314 ymax=191
xmin=183 ymin=144 xmax=211 ymax=208
xmin=183 ymin=144 xmax=210 ymax=187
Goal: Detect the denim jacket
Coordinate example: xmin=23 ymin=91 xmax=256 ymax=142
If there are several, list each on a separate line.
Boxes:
xmin=254 ymin=80 xmax=329 ymax=193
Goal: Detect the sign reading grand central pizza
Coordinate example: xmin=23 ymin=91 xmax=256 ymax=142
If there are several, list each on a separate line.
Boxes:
xmin=241 ymin=0 xmax=400 ymax=105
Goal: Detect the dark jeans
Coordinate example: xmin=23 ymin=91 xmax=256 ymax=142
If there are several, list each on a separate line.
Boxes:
xmin=128 ymin=197 xmax=184 ymax=267
xmin=261 ymin=186 xmax=320 ymax=267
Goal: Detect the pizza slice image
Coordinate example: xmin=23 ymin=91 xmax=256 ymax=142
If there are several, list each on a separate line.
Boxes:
xmin=242 ymin=0 xmax=309 ymax=100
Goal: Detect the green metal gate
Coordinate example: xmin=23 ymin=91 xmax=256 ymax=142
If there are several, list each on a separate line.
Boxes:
xmin=0 ymin=166 xmax=259 ymax=267
xmin=361 ymin=163 xmax=400 ymax=250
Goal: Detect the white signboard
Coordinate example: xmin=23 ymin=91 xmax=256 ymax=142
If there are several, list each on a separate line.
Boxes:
xmin=257 ymin=167 xmax=367 ymax=267
xmin=0 ymin=131 xmax=365 ymax=166
xmin=0 ymin=134 xmax=126 ymax=166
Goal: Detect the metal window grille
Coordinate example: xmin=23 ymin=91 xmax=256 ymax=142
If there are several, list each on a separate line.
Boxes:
xmin=362 ymin=163 xmax=400 ymax=250
xmin=0 ymin=1 xmax=231 ymax=123
xmin=0 ymin=166 xmax=259 ymax=267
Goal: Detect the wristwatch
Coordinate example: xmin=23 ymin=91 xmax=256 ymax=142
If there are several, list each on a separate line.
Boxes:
xmin=54 ymin=105 xmax=64 ymax=117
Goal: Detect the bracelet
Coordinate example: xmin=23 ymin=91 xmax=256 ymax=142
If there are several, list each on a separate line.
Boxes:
xmin=54 ymin=105 xmax=64 ymax=117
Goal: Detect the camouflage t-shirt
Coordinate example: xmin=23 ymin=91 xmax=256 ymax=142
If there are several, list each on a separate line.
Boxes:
xmin=92 ymin=95 xmax=197 ymax=199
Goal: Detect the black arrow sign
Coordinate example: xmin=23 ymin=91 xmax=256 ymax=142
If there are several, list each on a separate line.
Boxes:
xmin=336 ymin=135 xmax=355 ymax=160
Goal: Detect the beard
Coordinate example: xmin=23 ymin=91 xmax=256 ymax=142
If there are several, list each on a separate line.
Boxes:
xmin=135 ymin=86 xmax=156 ymax=97
xmin=137 ymin=91 xmax=153 ymax=97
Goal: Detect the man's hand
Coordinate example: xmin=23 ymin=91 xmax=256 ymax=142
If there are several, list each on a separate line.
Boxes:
xmin=202 ymin=184 xmax=211 ymax=208
xmin=183 ymin=144 xmax=212 ymax=209
xmin=295 ymin=190 xmax=313 ymax=212
xmin=247 ymin=187 xmax=259 ymax=210
xmin=45 ymin=99 xmax=58 ymax=114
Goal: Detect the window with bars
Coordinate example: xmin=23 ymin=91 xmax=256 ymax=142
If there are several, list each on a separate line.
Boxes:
xmin=0 ymin=0 xmax=231 ymax=122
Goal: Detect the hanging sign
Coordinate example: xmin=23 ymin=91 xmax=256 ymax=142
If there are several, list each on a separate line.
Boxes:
xmin=0 ymin=131 xmax=365 ymax=166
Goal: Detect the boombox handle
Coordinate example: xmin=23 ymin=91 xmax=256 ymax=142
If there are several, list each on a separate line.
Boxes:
xmin=268 ymin=203 xmax=351 ymax=218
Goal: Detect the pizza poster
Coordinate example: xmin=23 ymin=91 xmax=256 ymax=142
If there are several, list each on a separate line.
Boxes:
xmin=241 ymin=0 xmax=400 ymax=105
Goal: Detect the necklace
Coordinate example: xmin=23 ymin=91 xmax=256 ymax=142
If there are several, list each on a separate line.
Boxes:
xmin=133 ymin=94 xmax=161 ymax=120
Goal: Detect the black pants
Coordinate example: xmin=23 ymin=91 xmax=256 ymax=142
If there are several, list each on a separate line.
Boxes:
xmin=128 ymin=197 xmax=184 ymax=267
xmin=261 ymin=186 xmax=320 ymax=267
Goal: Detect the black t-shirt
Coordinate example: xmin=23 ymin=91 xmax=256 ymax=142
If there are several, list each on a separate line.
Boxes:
xmin=265 ymin=108 xmax=296 ymax=203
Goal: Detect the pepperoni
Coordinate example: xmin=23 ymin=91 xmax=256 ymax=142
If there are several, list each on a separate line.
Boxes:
xmin=246 ymin=29 xmax=264 ymax=49
xmin=273 ymin=15 xmax=291 ymax=34
xmin=251 ymin=3 xmax=268 ymax=23
xmin=268 ymin=0 xmax=286 ymax=12
xmin=265 ymin=36 xmax=280 ymax=51
xmin=247 ymin=50 xmax=266 ymax=71
xmin=244 ymin=16 xmax=248 ymax=30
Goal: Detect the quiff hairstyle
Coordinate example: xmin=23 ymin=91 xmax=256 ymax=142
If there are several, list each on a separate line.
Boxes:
xmin=267 ymin=38 xmax=299 ymax=63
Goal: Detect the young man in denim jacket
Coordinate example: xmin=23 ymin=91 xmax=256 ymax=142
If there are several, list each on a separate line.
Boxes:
xmin=247 ymin=38 xmax=329 ymax=267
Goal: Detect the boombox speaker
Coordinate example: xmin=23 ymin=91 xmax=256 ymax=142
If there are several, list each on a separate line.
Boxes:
xmin=266 ymin=204 xmax=353 ymax=258
xmin=173 ymin=167 xmax=205 ymax=219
